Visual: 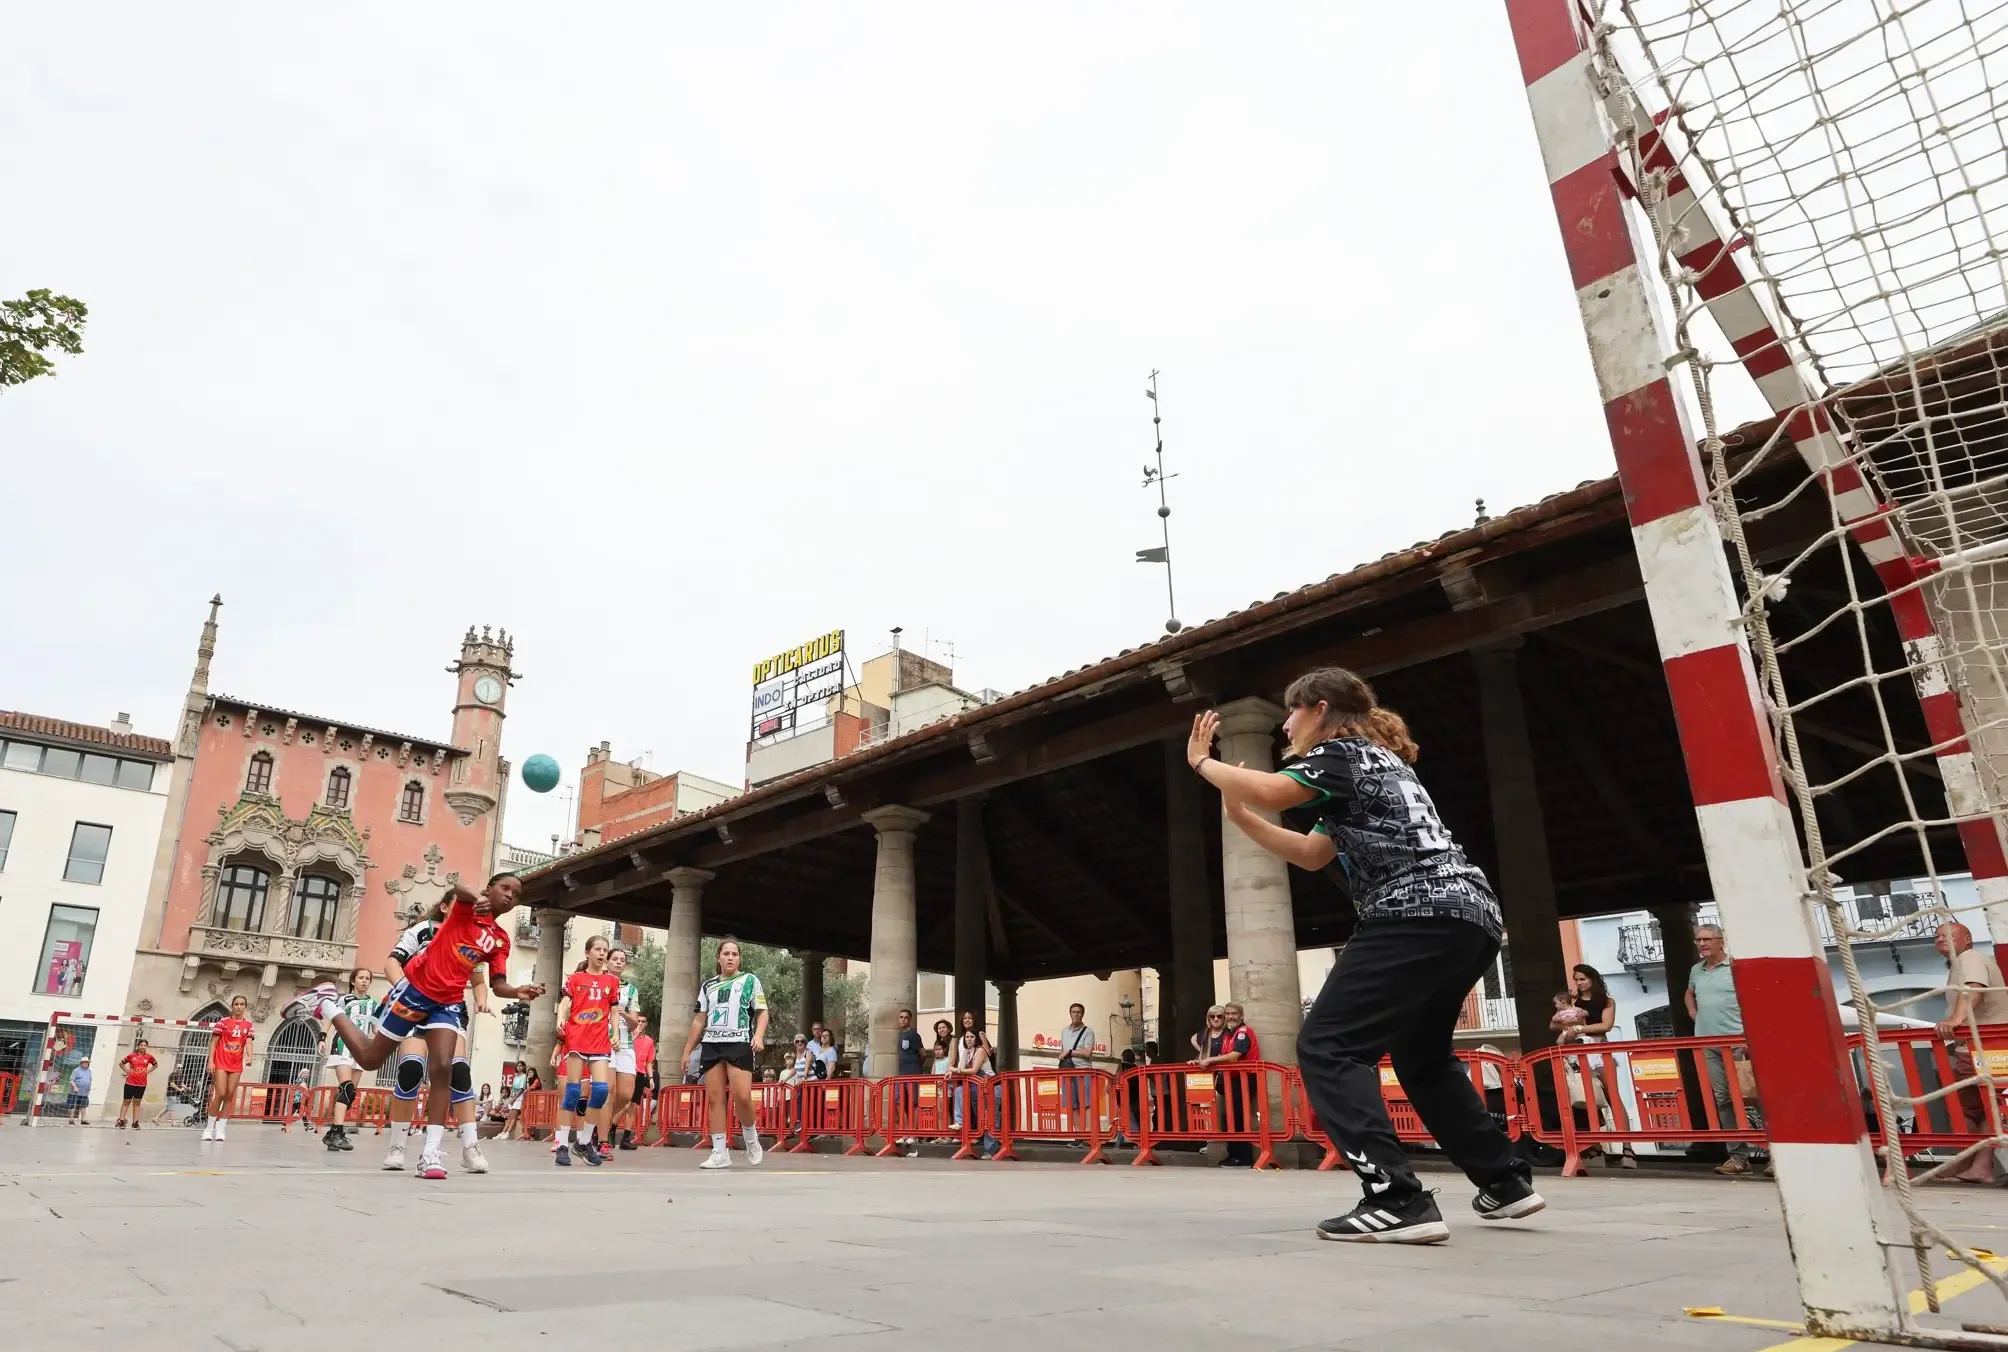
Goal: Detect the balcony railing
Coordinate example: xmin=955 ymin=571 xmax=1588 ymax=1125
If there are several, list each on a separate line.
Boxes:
xmin=1618 ymin=893 xmax=1943 ymax=967
xmin=189 ymin=924 xmax=356 ymax=973
xmin=1455 ymin=991 xmax=1518 ymax=1033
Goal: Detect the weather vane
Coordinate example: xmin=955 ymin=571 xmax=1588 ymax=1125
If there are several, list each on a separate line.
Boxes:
xmin=1137 ymin=370 xmax=1182 ymax=634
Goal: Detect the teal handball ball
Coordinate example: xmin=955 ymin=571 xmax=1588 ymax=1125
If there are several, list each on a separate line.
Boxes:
xmin=522 ymin=754 xmax=561 ymax=794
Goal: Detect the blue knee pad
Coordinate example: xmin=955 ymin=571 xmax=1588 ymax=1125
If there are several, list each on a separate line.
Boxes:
xmin=561 ymin=1082 xmax=582 ymax=1113
xmin=449 ymin=1057 xmax=475 ymax=1105
xmin=392 ymin=1054 xmax=426 ymax=1101
xmin=588 ymin=1080 xmax=610 ymax=1109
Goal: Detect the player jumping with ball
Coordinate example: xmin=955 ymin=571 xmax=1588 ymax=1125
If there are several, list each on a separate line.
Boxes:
xmin=286 ymin=872 xmax=543 ymax=1180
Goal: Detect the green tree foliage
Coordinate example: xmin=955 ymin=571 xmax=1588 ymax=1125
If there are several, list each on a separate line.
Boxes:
xmin=0 ymin=290 xmax=88 ymax=390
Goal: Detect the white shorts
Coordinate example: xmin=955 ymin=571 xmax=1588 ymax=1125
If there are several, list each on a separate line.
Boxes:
xmin=326 ymin=1053 xmax=359 ymax=1072
xmin=611 ymin=1047 xmax=636 ymax=1075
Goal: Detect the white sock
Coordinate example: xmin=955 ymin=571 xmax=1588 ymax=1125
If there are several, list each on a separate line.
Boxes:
xmin=459 ymin=1121 xmax=479 ymax=1147
xmin=390 ymin=1121 xmax=411 ymax=1145
xmin=711 ymin=1132 xmax=728 ymax=1152
xmin=581 ymin=1123 xmax=596 ymax=1144
xmin=423 ymin=1124 xmax=445 ymax=1156
xmin=557 ymin=1127 xmax=570 ymax=1146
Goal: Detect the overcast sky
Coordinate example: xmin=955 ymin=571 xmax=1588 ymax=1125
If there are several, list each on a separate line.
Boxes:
xmin=5 ymin=5 xmax=1674 ymax=850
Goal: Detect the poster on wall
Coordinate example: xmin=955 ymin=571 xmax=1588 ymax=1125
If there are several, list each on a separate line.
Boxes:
xmin=45 ymin=940 xmax=84 ymax=997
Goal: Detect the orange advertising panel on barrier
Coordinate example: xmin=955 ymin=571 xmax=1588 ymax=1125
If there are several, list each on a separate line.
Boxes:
xmin=875 ymin=1075 xmax=982 ymax=1159
xmin=793 ymin=1079 xmax=873 ymax=1154
xmin=1287 ymin=1052 xmax=1517 ymax=1171
xmin=0 ymin=1071 xmax=17 ymax=1114
xmin=991 ymin=1069 xmax=1119 ymax=1164
xmin=520 ymin=1088 xmax=559 ymax=1134
xmin=1121 ymin=1063 xmax=1290 ymax=1169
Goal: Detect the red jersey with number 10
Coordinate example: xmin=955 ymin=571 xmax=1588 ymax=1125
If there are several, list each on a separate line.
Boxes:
xmin=401 ymin=900 xmax=511 ymax=1004
xmin=563 ymin=969 xmax=622 ymax=1056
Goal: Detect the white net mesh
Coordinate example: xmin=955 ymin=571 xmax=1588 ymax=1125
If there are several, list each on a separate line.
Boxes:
xmin=1589 ymin=0 xmax=2008 ymax=1335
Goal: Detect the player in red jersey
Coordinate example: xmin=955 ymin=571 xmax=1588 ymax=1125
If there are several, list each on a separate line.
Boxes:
xmin=287 ymin=873 xmax=543 ymax=1179
xmin=115 ymin=1038 xmax=158 ymax=1129
xmin=553 ymin=936 xmax=622 ymax=1167
xmin=201 ymin=995 xmax=255 ymax=1141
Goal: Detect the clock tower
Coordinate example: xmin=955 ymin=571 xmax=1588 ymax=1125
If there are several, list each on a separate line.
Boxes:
xmin=445 ymin=625 xmax=518 ymax=830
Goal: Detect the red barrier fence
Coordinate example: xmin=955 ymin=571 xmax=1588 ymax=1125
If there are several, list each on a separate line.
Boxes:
xmin=1286 ymin=1053 xmax=1519 ymax=1171
xmin=1858 ymin=1024 xmax=2008 ymax=1170
xmin=793 ymin=1078 xmax=873 ymax=1155
xmin=1121 ymin=1062 xmax=1291 ymax=1169
xmin=520 ymin=1088 xmax=559 ymax=1134
xmin=992 ymin=1068 xmax=1121 ymax=1164
xmin=225 ymin=1081 xmax=312 ymax=1123
xmin=874 ymin=1075 xmax=983 ymax=1159
xmin=653 ymin=1084 xmax=706 ymax=1143
xmin=1520 ymin=1035 xmax=1767 ymax=1176
xmin=0 ymin=1071 xmax=17 ymax=1115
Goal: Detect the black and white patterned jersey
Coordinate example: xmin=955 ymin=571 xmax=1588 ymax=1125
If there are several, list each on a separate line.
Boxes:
xmin=388 ymin=919 xmax=439 ymax=967
xmin=1279 ymin=736 xmax=1501 ymax=937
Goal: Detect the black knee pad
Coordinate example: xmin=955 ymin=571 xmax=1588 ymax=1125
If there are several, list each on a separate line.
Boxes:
xmin=394 ymin=1055 xmax=427 ymax=1099
xmin=335 ymin=1080 xmax=357 ymax=1108
xmin=449 ymin=1057 xmax=474 ymax=1105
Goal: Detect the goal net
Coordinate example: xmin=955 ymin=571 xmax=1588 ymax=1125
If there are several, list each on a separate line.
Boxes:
xmin=1517 ymin=0 xmax=2008 ymax=1341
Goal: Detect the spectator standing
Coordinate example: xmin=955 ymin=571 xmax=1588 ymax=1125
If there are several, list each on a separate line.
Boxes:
xmin=1687 ymin=923 xmax=1767 ymax=1176
xmin=116 ymin=1040 xmax=158 ymax=1129
xmin=1563 ymin=964 xmax=1639 ymax=1169
xmin=1935 ymin=921 xmax=2008 ymax=1184
xmin=781 ymin=1035 xmax=811 ymax=1085
xmin=67 ymin=1059 xmax=93 ymax=1123
xmin=155 ymin=1068 xmax=193 ymax=1126
xmin=896 ymin=1009 xmax=926 ymax=1076
xmin=1055 ymin=1003 xmax=1097 ymax=1131
xmin=1201 ymin=1004 xmax=1258 ymax=1167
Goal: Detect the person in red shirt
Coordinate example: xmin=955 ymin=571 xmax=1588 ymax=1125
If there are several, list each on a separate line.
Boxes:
xmin=201 ymin=995 xmax=255 ymax=1142
xmin=553 ymin=936 xmax=622 ymax=1167
xmin=288 ymin=873 xmax=543 ymax=1180
xmin=115 ymin=1038 xmax=159 ymax=1129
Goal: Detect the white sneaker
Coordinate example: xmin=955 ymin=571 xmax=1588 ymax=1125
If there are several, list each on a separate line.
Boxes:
xmin=462 ymin=1144 xmax=489 ymax=1174
xmin=700 ymin=1146 xmax=732 ymax=1170
xmin=200 ymin=1120 xmax=216 ymax=1141
xmin=744 ymin=1132 xmax=764 ymax=1166
xmin=214 ymin=1118 xmax=227 ymax=1140
xmin=382 ymin=1144 xmax=407 ymax=1171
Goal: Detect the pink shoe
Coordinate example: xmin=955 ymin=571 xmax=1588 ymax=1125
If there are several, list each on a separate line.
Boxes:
xmin=417 ymin=1155 xmax=448 ymax=1180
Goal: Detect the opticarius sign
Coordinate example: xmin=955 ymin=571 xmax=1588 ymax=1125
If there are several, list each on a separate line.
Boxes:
xmin=751 ymin=630 xmax=845 ymax=686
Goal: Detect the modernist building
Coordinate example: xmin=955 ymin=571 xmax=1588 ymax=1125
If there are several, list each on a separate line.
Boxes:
xmin=113 ymin=598 xmax=518 ymax=1101
xmin=0 ymin=711 xmax=175 ymax=1115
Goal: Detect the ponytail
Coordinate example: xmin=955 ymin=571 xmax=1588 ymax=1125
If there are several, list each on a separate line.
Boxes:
xmin=1282 ymin=666 xmax=1420 ymax=762
xmin=1363 ymin=707 xmax=1419 ymax=764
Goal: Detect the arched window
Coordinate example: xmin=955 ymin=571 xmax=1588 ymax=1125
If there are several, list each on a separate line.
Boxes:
xmin=398 ymin=781 xmax=424 ymax=824
xmin=245 ymin=751 xmax=274 ymax=796
xmin=325 ymin=766 xmax=351 ymax=810
xmin=215 ymin=863 xmax=269 ymax=931
xmin=262 ymin=1017 xmax=320 ymax=1087
xmin=289 ymin=874 xmax=342 ymax=941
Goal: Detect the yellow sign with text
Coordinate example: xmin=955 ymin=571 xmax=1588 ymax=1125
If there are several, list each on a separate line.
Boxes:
xmin=751 ymin=629 xmax=845 ymax=686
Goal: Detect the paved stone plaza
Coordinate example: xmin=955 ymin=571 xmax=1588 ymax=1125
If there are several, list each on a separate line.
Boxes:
xmin=6 ymin=1126 xmax=2008 ymax=1351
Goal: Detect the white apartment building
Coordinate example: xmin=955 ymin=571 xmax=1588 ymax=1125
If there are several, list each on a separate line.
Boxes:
xmin=0 ymin=711 xmax=174 ymax=1117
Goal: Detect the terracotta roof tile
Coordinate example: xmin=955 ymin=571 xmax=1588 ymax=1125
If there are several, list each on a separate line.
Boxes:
xmin=0 ymin=710 xmax=174 ymax=759
xmin=212 ymin=697 xmax=466 ymax=755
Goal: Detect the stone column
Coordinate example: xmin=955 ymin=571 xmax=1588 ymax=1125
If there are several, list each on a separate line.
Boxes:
xmin=660 ymin=868 xmax=711 ymax=1073
xmin=862 ymin=806 xmax=928 ymax=1079
xmin=525 ymin=907 xmax=569 ymax=1074
xmin=996 ymin=979 xmax=1022 ymax=1071
xmin=1475 ymin=643 xmax=1570 ymax=1051
xmin=798 ymin=950 xmax=826 ymax=1031
xmin=1164 ymin=736 xmax=1216 ymax=1064
xmin=1215 ymin=698 xmax=1302 ymax=1067
xmin=954 ymin=797 xmax=990 ymax=1032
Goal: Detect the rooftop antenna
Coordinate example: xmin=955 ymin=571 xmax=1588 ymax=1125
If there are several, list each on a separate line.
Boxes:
xmin=1137 ymin=370 xmax=1182 ymax=634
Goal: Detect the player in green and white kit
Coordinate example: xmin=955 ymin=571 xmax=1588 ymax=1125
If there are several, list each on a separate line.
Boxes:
xmin=602 ymin=946 xmax=647 ymax=1150
xmin=677 ymin=938 xmax=769 ymax=1169
xmin=323 ymin=967 xmax=378 ymax=1151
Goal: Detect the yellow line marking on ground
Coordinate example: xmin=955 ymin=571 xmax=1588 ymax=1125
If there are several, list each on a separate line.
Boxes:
xmin=1746 ymin=1257 xmax=2008 ymax=1351
xmin=1684 ymin=1309 xmax=1805 ymax=1333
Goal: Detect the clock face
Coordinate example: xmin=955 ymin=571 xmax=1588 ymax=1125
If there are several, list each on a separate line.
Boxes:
xmin=473 ymin=676 xmax=503 ymax=706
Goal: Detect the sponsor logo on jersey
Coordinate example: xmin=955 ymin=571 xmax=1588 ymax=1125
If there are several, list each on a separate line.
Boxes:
xmin=453 ymin=942 xmax=486 ymax=966
xmin=573 ymin=1009 xmax=605 ymax=1024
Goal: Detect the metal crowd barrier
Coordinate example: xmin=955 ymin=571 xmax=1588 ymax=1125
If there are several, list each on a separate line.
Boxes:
xmin=1120 ymin=1063 xmax=1291 ymax=1169
xmin=873 ymin=1074 xmax=985 ymax=1159
xmin=0 ymin=1071 xmax=17 ymax=1115
xmin=793 ymin=1078 xmax=874 ymax=1155
xmin=1520 ymin=1034 xmax=1766 ymax=1176
xmin=991 ymin=1068 xmax=1121 ymax=1164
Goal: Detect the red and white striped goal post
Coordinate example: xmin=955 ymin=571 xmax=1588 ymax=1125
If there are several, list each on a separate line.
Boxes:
xmin=27 ymin=1011 xmax=217 ymax=1127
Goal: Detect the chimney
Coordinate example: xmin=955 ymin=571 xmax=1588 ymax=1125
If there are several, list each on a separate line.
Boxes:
xmin=110 ymin=712 xmax=133 ymax=735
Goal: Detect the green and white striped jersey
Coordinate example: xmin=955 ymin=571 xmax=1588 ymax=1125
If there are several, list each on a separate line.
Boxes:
xmin=613 ymin=979 xmax=640 ymax=1051
xmin=696 ymin=973 xmax=767 ymax=1044
xmin=332 ymin=994 xmax=378 ymax=1057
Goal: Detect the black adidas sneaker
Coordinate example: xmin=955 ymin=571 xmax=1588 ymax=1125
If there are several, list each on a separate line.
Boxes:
xmin=1471 ymin=1175 xmax=1547 ymax=1221
xmin=1316 ymin=1191 xmax=1451 ymax=1245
